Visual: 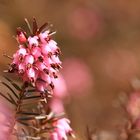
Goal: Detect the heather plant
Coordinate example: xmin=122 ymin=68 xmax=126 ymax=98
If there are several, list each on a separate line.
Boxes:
xmin=0 ymin=18 xmax=74 ymax=140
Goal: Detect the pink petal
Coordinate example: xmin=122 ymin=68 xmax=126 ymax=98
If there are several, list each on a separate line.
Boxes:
xmin=39 ymin=30 xmax=50 ymax=43
xmin=50 ymin=98 xmax=64 ymax=114
xmin=31 ymin=46 xmax=41 ymax=58
xmin=26 ymin=67 xmax=36 ymax=79
xmin=41 ymin=44 xmax=52 ymax=55
xmin=48 ymin=40 xmax=58 ymax=52
xmin=28 ymin=36 xmax=39 ymax=47
xmin=17 ymin=32 xmax=27 ymax=44
xmin=18 ymin=63 xmax=26 ymax=72
xmin=12 ymin=52 xmax=19 ymax=64
xmin=51 ymin=55 xmax=61 ymax=64
xmin=53 ymin=74 xmax=67 ymax=99
xmin=24 ymin=55 xmax=34 ymax=65
xmin=40 ymin=72 xmax=52 ymax=84
xmin=36 ymin=61 xmax=47 ymax=71
xmin=18 ymin=48 xmax=27 ymax=56
xmin=50 ymin=132 xmax=59 ymax=140
xmin=35 ymin=80 xmax=46 ymax=92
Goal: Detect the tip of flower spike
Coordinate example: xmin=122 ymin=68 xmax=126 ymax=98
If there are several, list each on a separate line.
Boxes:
xmin=16 ymin=27 xmax=27 ymax=44
xmin=16 ymin=27 xmax=23 ymax=35
xmin=8 ymin=18 xmax=62 ymax=93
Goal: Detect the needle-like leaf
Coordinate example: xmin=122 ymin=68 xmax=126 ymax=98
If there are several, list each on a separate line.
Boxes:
xmin=23 ymin=95 xmax=41 ymax=100
xmin=0 ymin=81 xmax=19 ymax=99
xmin=4 ymin=76 xmax=21 ymax=91
xmin=17 ymin=111 xmax=40 ymax=116
xmin=17 ymin=116 xmax=34 ymax=121
xmin=20 ymin=121 xmax=40 ymax=131
xmin=7 ymin=92 xmax=17 ymax=106
xmin=27 ymin=89 xmax=36 ymax=92
xmin=0 ymin=92 xmax=14 ymax=105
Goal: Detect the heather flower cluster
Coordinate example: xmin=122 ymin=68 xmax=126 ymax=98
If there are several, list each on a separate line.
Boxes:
xmin=3 ymin=18 xmax=75 ymax=140
xmin=9 ymin=20 xmax=61 ymax=92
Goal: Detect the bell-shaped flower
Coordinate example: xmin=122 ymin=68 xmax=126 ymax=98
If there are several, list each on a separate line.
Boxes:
xmin=41 ymin=43 xmax=52 ymax=55
xmin=24 ymin=55 xmax=34 ymax=65
xmin=31 ymin=46 xmax=41 ymax=59
xmin=17 ymin=30 xmax=27 ymax=44
xmin=28 ymin=36 xmax=39 ymax=47
xmin=39 ymin=30 xmax=50 ymax=43
xmin=35 ymin=80 xmax=47 ymax=92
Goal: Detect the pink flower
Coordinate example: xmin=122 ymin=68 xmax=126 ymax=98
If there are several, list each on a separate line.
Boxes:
xmin=31 ymin=46 xmax=42 ymax=59
xmin=28 ymin=36 xmax=39 ymax=47
xmin=67 ymin=7 xmax=102 ymax=40
xmin=18 ymin=62 xmax=25 ymax=74
xmin=51 ymin=55 xmax=62 ymax=65
xmin=127 ymin=92 xmax=140 ymax=120
xmin=133 ymin=118 xmax=140 ymax=129
xmin=24 ymin=55 xmax=34 ymax=65
xmin=35 ymin=80 xmax=47 ymax=92
xmin=51 ymin=118 xmax=74 ymax=140
xmin=50 ymin=132 xmax=59 ymax=140
xmin=48 ymin=40 xmax=58 ymax=53
xmin=36 ymin=61 xmax=47 ymax=72
xmin=39 ymin=71 xmax=52 ymax=84
xmin=41 ymin=44 xmax=52 ymax=55
xmin=26 ymin=67 xmax=36 ymax=82
xmin=39 ymin=30 xmax=50 ymax=43
xmin=18 ymin=48 xmax=27 ymax=56
xmin=16 ymin=29 xmax=27 ymax=44
xmin=53 ymin=74 xmax=67 ymax=99
xmin=6 ymin=18 xmax=74 ymax=140
xmin=62 ymin=58 xmax=93 ymax=96
xmin=9 ymin=20 xmax=62 ymax=92
xmin=50 ymin=98 xmax=64 ymax=114
xmin=0 ymin=100 xmax=14 ymax=140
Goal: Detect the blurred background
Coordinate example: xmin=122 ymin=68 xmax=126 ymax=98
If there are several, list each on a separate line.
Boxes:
xmin=0 ymin=0 xmax=140 ymax=139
